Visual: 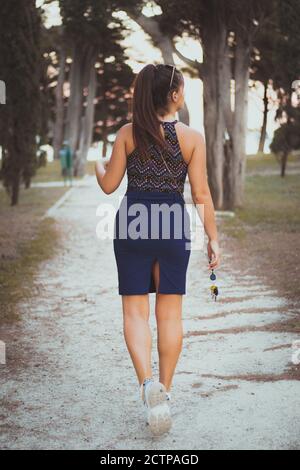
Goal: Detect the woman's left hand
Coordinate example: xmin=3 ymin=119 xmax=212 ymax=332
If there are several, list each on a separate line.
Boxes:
xmin=207 ymin=239 xmax=221 ymax=270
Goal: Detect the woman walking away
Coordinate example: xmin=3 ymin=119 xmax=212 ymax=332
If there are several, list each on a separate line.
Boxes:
xmin=95 ymin=64 xmax=221 ymax=436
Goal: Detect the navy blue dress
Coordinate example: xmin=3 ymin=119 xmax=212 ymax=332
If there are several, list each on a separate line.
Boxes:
xmin=113 ymin=120 xmax=191 ymax=295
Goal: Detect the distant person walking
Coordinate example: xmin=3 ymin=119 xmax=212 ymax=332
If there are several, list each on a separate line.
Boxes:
xmin=59 ymin=140 xmax=73 ymax=186
xmin=95 ymin=64 xmax=221 ymax=436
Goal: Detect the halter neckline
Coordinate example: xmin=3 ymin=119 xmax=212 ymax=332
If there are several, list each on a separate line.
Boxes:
xmin=158 ymin=119 xmax=178 ymax=124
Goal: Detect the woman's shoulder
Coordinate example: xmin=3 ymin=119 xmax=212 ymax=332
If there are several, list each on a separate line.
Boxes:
xmin=115 ymin=123 xmax=132 ymax=146
xmin=118 ymin=122 xmax=132 ymax=135
xmin=119 ymin=122 xmax=133 ymax=141
xmin=175 ymin=122 xmax=205 ymax=162
xmin=121 ymin=122 xmax=132 ymax=128
xmin=176 ymin=121 xmax=204 ymax=139
xmin=119 ymin=122 xmax=134 ymax=156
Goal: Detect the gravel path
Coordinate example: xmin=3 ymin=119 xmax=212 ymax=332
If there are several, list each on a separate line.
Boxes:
xmin=0 ymin=176 xmax=299 ymax=450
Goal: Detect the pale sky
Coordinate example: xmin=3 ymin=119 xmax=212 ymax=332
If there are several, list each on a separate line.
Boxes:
xmin=37 ymin=0 xmax=278 ymax=154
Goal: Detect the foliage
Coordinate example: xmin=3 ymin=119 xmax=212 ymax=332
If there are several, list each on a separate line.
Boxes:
xmin=269 ymin=0 xmax=300 ymax=165
xmin=59 ymin=0 xmax=135 ymax=145
xmin=0 ymin=0 xmax=43 ymax=205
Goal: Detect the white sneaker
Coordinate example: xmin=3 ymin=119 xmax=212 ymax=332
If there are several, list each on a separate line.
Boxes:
xmin=140 ymin=379 xmax=172 ymax=435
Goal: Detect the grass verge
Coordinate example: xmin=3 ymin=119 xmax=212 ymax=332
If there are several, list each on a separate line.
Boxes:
xmin=31 ymin=159 xmax=96 ymax=182
xmin=0 ymin=186 xmax=68 ymax=324
xmin=220 ymin=171 xmax=300 ymax=305
xmin=0 ymin=217 xmax=61 ymax=323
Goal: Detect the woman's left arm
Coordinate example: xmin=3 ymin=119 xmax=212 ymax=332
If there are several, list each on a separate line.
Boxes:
xmin=95 ymin=125 xmax=128 ymax=194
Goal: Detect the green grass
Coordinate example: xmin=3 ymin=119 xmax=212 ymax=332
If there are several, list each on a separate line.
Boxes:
xmin=0 ymin=185 xmax=68 ymax=324
xmin=32 ymin=159 xmax=63 ymax=182
xmin=0 ymin=158 xmax=96 ymax=324
xmin=246 ymin=151 xmax=300 ymax=173
xmin=32 ymin=159 xmax=96 ymax=182
xmin=221 ymin=171 xmax=300 ymax=240
xmin=237 ymin=174 xmax=300 ymax=230
xmin=0 ymin=217 xmax=61 ymax=323
xmin=0 ymin=186 xmax=68 ymax=218
xmin=220 ymin=164 xmax=300 ymax=304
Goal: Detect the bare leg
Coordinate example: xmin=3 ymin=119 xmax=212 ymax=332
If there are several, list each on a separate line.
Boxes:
xmin=152 ymin=260 xmax=183 ymax=392
xmin=122 ymin=294 xmax=153 ymax=386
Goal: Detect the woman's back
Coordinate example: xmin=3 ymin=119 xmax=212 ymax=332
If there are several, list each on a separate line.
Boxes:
xmin=126 ymin=120 xmax=191 ymax=196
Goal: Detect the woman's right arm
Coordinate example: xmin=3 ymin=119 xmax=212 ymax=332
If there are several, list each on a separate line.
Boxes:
xmin=187 ymin=130 xmax=221 ymax=269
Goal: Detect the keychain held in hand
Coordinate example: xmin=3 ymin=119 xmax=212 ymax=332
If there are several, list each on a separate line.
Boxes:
xmin=209 ymin=258 xmax=219 ymax=301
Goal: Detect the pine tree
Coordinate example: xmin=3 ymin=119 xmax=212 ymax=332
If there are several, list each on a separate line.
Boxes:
xmin=270 ymin=0 xmax=300 ymax=176
xmin=0 ymin=0 xmax=42 ymax=205
xmin=59 ymin=0 xmax=134 ymax=175
xmin=149 ymin=0 xmax=275 ymax=209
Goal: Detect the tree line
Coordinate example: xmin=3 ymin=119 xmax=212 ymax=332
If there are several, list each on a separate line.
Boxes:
xmin=0 ymin=0 xmax=299 ymax=206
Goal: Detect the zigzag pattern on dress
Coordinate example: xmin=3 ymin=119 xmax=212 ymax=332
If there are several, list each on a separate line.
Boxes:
xmin=126 ymin=120 xmax=188 ymax=195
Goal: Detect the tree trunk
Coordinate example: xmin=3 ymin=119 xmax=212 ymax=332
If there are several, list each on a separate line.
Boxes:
xmin=65 ymin=45 xmax=82 ymax=157
xmin=53 ymin=46 xmax=66 ymax=160
xmin=11 ymin=170 xmax=20 ymax=206
xmin=225 ymin=33 xmax=250 ymax=209
xmin=281 ymin=150 xmax=288 ymax=177
xmin=64 ymin=43 xmax=95 ymax=176
xmin=202 ymin=25 xmax=228 ymax=210
xmin=258 ymin=80 xmax=268 ymax=153
xmin=77 ymin=59 xmax=97 ymax=176
xmin=65 ymin=43 xmax=89 ymax=172
xmin=222 ymin=43 xmax=234 ymax=209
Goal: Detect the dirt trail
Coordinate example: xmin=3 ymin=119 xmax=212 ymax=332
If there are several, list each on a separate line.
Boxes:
xmin=0 ymin=176 xmax=299 ymax=450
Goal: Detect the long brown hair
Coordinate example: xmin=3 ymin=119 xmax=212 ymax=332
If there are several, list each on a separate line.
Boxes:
xmin=130 ymin=64 xmax=184 ymax=159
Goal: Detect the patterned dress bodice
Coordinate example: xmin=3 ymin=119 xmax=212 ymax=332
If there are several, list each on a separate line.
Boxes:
xmin=126 ymin=120 xmax=188 ymax=195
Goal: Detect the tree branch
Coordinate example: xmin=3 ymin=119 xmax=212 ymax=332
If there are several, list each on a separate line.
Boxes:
xmin=171 ymin=42 xmax=203 ymax=78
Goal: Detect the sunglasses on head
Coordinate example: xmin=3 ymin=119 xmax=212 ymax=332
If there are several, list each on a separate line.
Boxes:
xmin=167 ymin=64 xmax=176 ymax=89
xmin=155 ymin=63 xmax=176 ymax=89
